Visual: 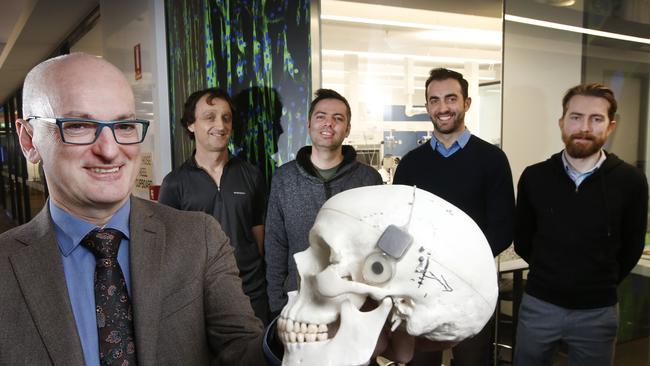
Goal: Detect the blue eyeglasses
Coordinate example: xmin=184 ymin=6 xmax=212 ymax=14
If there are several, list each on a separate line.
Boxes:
xmin=25 ymin=116 xmax=150 ymax=145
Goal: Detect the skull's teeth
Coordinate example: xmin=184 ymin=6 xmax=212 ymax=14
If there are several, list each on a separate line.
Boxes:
xmin=278 ymin=317 xmax=329 ymax=343
xmin=390 ymin=314 xmax=402 ymax=332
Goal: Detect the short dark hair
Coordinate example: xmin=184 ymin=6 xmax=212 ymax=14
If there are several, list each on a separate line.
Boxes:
xmin=181 ymin=88 xmax=235 ymax=140
xmin=562 ymin=83 xmax=617 ymax=121
xmin=308 ymin=88 xmax=351 ymax=122
xmin=425 ymin=68 xmax=469 ymax=100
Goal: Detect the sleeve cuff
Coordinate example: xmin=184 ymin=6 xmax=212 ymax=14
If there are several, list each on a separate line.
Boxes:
xmin=263 ymin=316 xmax=283 ymax=365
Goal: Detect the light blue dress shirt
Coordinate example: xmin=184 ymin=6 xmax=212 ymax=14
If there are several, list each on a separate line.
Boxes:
xmin=562 ymin=149 xmax=606 ymax=188
xmin=429 ymin=128 xmax=471 ymax=157
xmin=50 ymin=199 xmax=132 ymax=366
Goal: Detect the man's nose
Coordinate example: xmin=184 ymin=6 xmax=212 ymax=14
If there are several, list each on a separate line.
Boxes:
xmin=322 ymin=116 xmax=333 ymax=127
xmin=213 ymin=117 xmax=227 ymax=129
xmin=92 ymin=126 xmax=120 ymax=157
xmin=579 ymin=117 xmax=591 ymax=131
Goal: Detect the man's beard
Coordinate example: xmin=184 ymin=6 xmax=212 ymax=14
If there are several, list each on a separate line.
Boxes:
xmin=562 ymin=132 xmax=606 ymax=158
xmin=432 ymin=112 xmax=464 ymax=135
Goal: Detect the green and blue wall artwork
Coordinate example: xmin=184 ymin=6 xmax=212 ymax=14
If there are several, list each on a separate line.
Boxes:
xmin=166 ymin=0 xmax=312 ymax=188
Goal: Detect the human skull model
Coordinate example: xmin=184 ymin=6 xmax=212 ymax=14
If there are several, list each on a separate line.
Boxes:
xmin=277 ymin=185 xmax=498 ymax=366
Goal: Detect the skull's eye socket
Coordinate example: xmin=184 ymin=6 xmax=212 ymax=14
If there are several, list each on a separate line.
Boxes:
xmin=362 ymin=252 xmax=394 ymax=285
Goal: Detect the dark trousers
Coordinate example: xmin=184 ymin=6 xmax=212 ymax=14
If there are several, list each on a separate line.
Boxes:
xmin=514 ymin=294 xmax=617 ymax=366
xmin=408 ymin=316 xmax=495 ymax=366
xmin=250 ymin=292 xmax=271 ymax=325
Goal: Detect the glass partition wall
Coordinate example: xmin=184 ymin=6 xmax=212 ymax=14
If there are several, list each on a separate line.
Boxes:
xmin=503 ymin=0 xmax=650 ymax=364
xmin=580 ymin=2 xmax=650 ymax=363
xmin=318 ymin=0 xmax=649 ymax=365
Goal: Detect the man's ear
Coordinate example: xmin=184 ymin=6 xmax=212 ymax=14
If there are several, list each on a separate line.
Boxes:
xmin=16 ymin=119 xmax=42 ymax=163
xmin=464 ymin=97 xmax=472 ymax=111
xmin=607 ymin=120 xmax=617 ymax=134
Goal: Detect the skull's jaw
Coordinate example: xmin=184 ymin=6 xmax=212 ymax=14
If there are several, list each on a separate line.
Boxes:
xmin=281 ymin=298 xmax=393 ymax=366
xmin=277 ymin=316 xmax=332 ymax=343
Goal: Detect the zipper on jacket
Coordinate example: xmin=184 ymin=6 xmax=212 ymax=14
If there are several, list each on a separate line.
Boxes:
xmin=324 ymin=181 xmax=332 ymax=199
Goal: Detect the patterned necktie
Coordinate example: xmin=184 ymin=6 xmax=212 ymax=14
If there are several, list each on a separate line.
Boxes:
xmin=82 ymin=228 xmax=137 ymax=366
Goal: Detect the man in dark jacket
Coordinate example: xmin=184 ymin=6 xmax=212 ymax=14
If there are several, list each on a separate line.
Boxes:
xmin=264 ymin=89 xmax=382 ymax=316
xmin=514 ymin=83 xmax=648 ymax=365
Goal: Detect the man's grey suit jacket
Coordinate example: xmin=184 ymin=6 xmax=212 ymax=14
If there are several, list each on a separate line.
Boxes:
xmin=0 ymin=197 xmax=266 ymax=365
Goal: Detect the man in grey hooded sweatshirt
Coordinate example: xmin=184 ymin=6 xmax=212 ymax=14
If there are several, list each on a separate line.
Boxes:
xmin=264 ymin=88 xmax=382 ymax=316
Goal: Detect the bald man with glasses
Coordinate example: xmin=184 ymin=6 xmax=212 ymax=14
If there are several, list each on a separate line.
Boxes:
xmin=1 ymin=53 xmax=268 ymax=365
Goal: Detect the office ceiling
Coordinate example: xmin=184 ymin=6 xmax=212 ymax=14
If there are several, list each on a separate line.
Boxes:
xmin=3 ymin=0 xmax=645 ymax=106
xmin=0 ymin=0 xmax=505 ymax=106
xmin=0 ymin=0 xmax=98 ymax=105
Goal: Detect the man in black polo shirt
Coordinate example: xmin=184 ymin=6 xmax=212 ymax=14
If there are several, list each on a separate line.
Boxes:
xmin=159 ymin=88 xmax=269 ymax=324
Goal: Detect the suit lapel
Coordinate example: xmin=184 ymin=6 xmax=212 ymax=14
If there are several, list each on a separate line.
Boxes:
xmin=10 ymin=206 xmax=85 ymax=365
xmin=129 ymin=197 xmax=165 ymax=365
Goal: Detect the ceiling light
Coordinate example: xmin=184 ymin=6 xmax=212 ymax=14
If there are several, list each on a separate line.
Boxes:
xmin=505 ymin=14 xmax=650 ymax=45
xmin=322 ymin=49 xmax=501 ymax=65
xmin=416 ymin=30 xmax=502 ymax=46
xmin=534 ymin=0 xmax=576 ymax=7
xmin=321 ymin=14 xmax=460 ymax=32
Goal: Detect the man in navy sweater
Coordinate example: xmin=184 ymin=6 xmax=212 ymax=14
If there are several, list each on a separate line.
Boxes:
xmin=514 ymin=83 xmax=648 ymax=365
xmin=394 ymin=68 xmax=515 ymax=366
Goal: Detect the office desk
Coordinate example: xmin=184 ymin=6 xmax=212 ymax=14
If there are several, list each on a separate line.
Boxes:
xmin=499 ymin=258 xmax=527 ymax=273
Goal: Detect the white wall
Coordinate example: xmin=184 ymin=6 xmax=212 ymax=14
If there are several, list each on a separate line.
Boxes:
xmin=100 ymin=0 xmax=171 ymax=199
xmin=501 ymin=21 xmax=583 ymax=186
xmin=478 ymin=83 xmax=502 ymax=146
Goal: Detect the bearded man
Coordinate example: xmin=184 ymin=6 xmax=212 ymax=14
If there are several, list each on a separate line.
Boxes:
xmin=514 ymin=83 xmax=648 ymax=365
xmin=393 ymin=68 xmax=515 ymax=366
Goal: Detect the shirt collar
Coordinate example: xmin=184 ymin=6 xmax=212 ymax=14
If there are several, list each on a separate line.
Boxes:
xmin=50 ymin=198 xmax=131 ymax=257
xmin=430 ymin=128 xmax=471 ymax=150
xmin=562 ymin=149 xmax=607 ymax=176
xmin=189 ymin=149 xmax=233 ymax=169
